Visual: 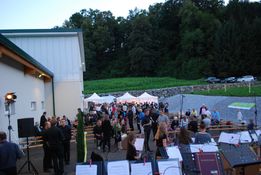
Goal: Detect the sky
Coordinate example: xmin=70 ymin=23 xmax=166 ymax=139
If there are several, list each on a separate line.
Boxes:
xmin=0 ymin=0 xmax=166 ymax=29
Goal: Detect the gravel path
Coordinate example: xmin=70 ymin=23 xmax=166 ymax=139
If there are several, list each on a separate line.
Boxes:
xmin=161 ymin=94 xmax=261 ymax=125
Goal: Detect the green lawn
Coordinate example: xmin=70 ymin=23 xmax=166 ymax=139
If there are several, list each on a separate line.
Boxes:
xmin=193 ymin=85 xmax=261 ymax=97
xmin=84 ymin=77 xmax=205 ymax=94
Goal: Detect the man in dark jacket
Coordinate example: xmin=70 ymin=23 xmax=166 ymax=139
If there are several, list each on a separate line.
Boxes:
xmin=43 ymin=118 xmax=64 ymax=175
xmin=127 ymin=106 xmax=134 ymax=131
xmin=59 ymin=119 xmax=72 ymax=165
xmin=40 ymin=112 xmax=47 ymax=129
xmin=93 ymin=120 xmax=103 ymax=149
xmin=0 ymin=131 xmax=23 ymax=175
xmin=42 ymin=121 xmax=52 ymax=172
xmin=102 ymin=115 xmax=112 ymax=152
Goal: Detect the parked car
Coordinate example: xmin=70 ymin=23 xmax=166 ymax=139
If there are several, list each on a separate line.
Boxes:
xmin=205 ymin=77 xmax=221 ymax=84
xmin=222 ymin=77 xmax=237 ymax=83
xmin=237 ymin=75 xmax=255 ymax=82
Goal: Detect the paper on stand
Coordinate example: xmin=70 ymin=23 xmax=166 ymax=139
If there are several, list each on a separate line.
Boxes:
xmin=255 ymin=130 xmax=261 ymax=136
xmin=238 ymin=131 xmax=252 ymax=143
xmin=131 ymin=162 xmax=152 ymax=175
xmin=134 ymin=138 xmax=144 ymax=151
xmin=166 ymin=146 xmax=183 ymax=161
xmin=218 ymin=132 xmax=240 ymax=144
xmin=190 ymin=144 xmax=218 ymax=153
xmin=76 ymin=164 xmax=97 ymax=175
xmin=158 ymin=160 xmax=181 ymax=175
xmin=107 ymin=160 xmax=130 ymax=175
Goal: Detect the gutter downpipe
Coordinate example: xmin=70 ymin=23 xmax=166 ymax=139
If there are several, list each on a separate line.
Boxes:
xmin=51 ymin=78 xmax=56 ymax=116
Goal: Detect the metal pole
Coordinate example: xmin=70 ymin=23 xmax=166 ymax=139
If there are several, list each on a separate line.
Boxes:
xmin=7 ymin=103 xmax=12 ymax=142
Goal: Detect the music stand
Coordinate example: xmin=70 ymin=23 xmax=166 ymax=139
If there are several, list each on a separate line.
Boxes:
xmin=18 ymin=137 xmax=38 ymax=174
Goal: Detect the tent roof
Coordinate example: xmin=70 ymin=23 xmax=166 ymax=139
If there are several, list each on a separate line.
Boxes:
xmin=87 ymin=93 xmax=101 ymax=100
xmin=138 ymin=92 xmax=158 ymax=98
xmin=117 ymin=92 xmax=136 ymax=100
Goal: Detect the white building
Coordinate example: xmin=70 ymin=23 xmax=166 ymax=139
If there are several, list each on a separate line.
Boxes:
xmin=0 ymin=33 xmax=54 ymax=142
xmin=0 ymin=29 xmax=85 ymax=142
xmin=1 ymin=29 xmax=86 ymax=118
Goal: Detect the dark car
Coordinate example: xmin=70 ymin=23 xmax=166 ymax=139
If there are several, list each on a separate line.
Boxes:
xmin=222 ymin=77 xmax=237 ymax=83
xmin=205 ymin=77 xmax=221 ymax=84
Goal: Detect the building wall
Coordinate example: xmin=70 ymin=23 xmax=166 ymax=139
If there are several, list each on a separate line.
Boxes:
xmin=54 ymin=81 xmax=83 ymax=119
xmin=4 ymin=34 xmax=84 ymax=119
xmin=0 ymin=57 xmax=48 ymax=142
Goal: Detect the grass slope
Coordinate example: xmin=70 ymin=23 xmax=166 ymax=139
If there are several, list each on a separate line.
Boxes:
xmin=84 ymin=77 xmax=204 ymax=94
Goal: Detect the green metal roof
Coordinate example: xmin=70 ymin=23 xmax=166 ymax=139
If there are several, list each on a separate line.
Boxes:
xmin=0 ymin=34 xmax=54 ymax=77
xmin=0 ymin=28 xmax=82 ymax=33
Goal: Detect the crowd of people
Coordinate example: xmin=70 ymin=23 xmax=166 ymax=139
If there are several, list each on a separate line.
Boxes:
xmin=85 ymin=101 xmax=233 ymax=161
xmin=38 ymin=112 xmax=72 ymax=175
xmin=0 ymin=100 xmax=255 ymax=174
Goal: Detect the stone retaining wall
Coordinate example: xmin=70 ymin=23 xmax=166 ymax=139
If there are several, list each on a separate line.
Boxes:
xmin=88 ymin=82 xmax=259 ymax=98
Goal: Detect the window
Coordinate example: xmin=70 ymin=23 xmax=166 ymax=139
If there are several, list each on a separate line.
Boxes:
xmin=41 ymin=101 xmax=45 ymax=110
xmin=31 ymin=101 xmax=36 ymax=111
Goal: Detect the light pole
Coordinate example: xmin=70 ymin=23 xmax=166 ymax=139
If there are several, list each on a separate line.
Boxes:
xmin=180 ymin=94 xmax=185 ymax=117
xmin=4 ymin=92 xmax=17 ymax=142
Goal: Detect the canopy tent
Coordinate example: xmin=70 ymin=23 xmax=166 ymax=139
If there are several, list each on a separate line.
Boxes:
xmin=100 ymin=95 xmax=116 ymax=104
xmin=137 ymin=92 xmax=158 ymax=104
xmin=85 ymin=93 xmax=102 ymax=104
xmin=228 ymin=102 xmax=255 ymax=110
xmin=116 ymin=92 xmax=138 ymax=103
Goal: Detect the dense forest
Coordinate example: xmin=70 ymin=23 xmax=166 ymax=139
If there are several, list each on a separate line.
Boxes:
xmin=59 ymin=0 xmax=261 ymax=80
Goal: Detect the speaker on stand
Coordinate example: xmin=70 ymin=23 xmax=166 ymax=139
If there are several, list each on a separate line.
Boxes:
xmin=17 ymin=118 xmax=38 ymax=175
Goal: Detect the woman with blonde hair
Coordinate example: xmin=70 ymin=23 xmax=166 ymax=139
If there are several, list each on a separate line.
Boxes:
xmin=126 ymin=132 xmax=139 ymax=160
xmin=155 ymin=122 xmax=169 ymax=157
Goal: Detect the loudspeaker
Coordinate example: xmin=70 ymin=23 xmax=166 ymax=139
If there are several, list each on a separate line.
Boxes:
xmin=17 ymin=118 xmax=35 ymax=138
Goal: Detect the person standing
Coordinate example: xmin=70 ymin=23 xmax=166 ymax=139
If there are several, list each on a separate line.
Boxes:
xmin=40 ymin=112 xmax=47 ymax=129
xmin=158 ymin=108 xmax=169 ymax=125
xmin=42 ymin=121 xmax=52 ymax=172
xmin=93 ymin=120 xmax=103 ymax=150
xmin=150 ymin=108 xmax=159 ymax=137
xmin=44 ymin=118 xmax=64 ymax=175
xmin=237 ymin=110 xmax=243 ymax=123
xmin=126 ymin=132 xmax=140 ymax=161
xmin=155 ymin=122 xmax=168 ymax=157
xmin=59 ymin=119 xmax=72 ymax=165
xmin=127 ymin=106 xmax=134 ymax=131
xmin=195 ymin=122 xmax=212 ymax=144
xmin=0 ymin=131 xmax=23 ymax=175
xmin=142 ymin=109 xmax=152 ymax=152
xmin=102 ymin=115 xmax=113 ymax=152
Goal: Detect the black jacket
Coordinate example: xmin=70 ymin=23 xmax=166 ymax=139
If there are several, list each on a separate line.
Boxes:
xmin=59 ymin=125 xmax=71 ymax=142
xmin=44 ymin=126 xmax=64 ymax=147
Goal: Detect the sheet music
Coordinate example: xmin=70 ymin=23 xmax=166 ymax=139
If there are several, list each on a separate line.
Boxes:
xmin=134 ymin=138 xmax=144 ymax=151
xmin=218 ymin=132 xmax=240 ymax=144
xmin=158 ymin=160 xmax=181 ymax=175
xmin=107 ymin=160 xmax=130 ymax=175
xmin=238 ymin=131 xmax=252 ymax=143
xmin=130 ymin=162 xmax=152 ymax=175
xmin=76 ymin=165 xmax=97 ymax=175
xmin=166 ymin=146 xmax=183 ymax=161
xmin=255 ymin=130 xmax=261 ymax=136
xmin=190 ymin=144 xmax=218 ymax=153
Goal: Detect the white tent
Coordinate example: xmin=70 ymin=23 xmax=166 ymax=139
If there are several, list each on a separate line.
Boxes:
xmin=85 ymin=93 xmax=102 ymax=104
xmin=100 ymin=95 xmax=116 ymax=104
xmin=137 ymin=92 xmax=158 ymax=104
xmin=116 ymin=92 xmax=138 ymax=103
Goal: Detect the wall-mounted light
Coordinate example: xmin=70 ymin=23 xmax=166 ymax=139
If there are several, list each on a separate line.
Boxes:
xmin=5 ymin=92 xmax=17 ymax=104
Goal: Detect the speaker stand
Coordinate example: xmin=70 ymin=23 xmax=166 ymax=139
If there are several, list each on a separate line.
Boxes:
xmin=18 ymin=137 xmax=38 ymax=175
